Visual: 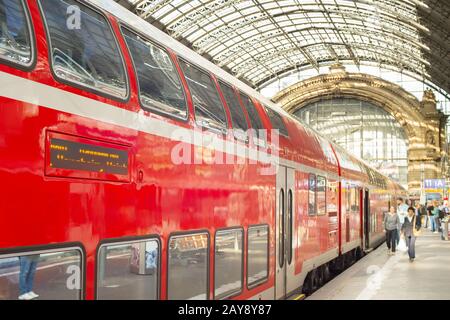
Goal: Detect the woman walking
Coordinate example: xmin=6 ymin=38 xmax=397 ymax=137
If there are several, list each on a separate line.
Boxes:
xmin=401 ymin=207 xmax=422 ymax=262
xmin=384 ymin=206 xmax=400 ymax=255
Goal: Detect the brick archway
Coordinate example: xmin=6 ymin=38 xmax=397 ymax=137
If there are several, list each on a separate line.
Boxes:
xmin=272 ymin=65 xmax=447 ymax=194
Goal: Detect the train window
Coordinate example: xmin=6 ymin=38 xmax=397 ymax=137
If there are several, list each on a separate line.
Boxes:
xmin=0 ymin=0 xmax=33 ymax=68
xmin=178 ymin=59 xmax=228 ymax=133
xmin=346 ymin=186 xmax=351 ymax=213
xmin=327 ymin=181 xmax=338 ymax=213
xmin=247 ymin=225 xmax=269 ymax=288
xmin=308 ymin=174 xmax=316 ymax=216
xmin=354 ymin=188 xmax=360 ymax=214
xmin=97 ymin=239 xmax=159 ymax=300
xmin=39 ymin=0 xmax=128 ymax=99
xmin=317 ymin=176 xmax=326 ymax=216
xmin=0 ymin=247 xmax=82 ymax=300
xmin=264 ymin=106 xmax=289 ymax=137
xmin=121 ymin=28 xmax=187 ymax=119
xmin=214 ymin=229 xmax=243 ymax=300
xmin=168 ymin=232 xmax=209 ymax=300
xmin=218 ymin=81 xmax=249 ymax=141
xmin=348 ymin=187 xmax=359 ymax=213
xmin=239 ymin=93 xmax=266 ymax=147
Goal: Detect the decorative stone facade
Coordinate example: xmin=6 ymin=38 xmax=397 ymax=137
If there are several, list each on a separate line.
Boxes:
xmin=273 ymin=64 xmax=448 ymax=195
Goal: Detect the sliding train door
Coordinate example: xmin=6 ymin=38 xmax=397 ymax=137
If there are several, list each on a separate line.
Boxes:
xmin=363 ymin=189 xmax=370 ymax=249
xmin=275 ymin=166 xmax=295 ymax=299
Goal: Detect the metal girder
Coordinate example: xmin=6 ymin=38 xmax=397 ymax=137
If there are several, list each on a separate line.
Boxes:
xmin=116 ymin=0 xmax=450 ymax=95
xmin=239 ymin=41 xmax=447 ymax=86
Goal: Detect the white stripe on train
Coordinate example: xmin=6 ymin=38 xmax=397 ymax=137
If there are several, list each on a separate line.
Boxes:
xmin=0 ymin=70 xmax=340 ymax=180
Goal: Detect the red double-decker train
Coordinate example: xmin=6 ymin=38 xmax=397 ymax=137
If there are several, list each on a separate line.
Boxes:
xmin=0 ymin=0 xmax=405 ymax=300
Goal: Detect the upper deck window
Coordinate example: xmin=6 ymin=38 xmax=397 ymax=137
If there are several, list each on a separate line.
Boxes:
xmin=122 ymin=28 xmax=187 ymax=119
xmin=317 ymin=176 xmax=327 ymax=215
xmin=308 ymin=173 xmax=317 ymax=215
xmin=239 ymin=93 xmax=266 ymax=146
xmin=0 ymin=0 xmax=33 ymax=67
xmin=39 ymin=0 xmax=128 ymax=99
xmin=218 ymin=81 xmax=249 ymax=141
xmin=264 ymin=106 xmax=288 ymax=137
xmin=178 ymin=59 xmax=227 ymax=133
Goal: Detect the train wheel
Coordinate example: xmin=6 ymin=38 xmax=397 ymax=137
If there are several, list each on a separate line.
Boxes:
xmin=344 ymin=252 xmax=353 ymax=268
xmin=303 ymin=269 xmax=319 ymax=295
xmin=311 ymin=269 xmax=321 ymax=291
xmin=356 ymin=247 xmax=364 ymax=260
xmin=317 ymin=266 xmax=325 ymax=286
xmin=350 ymin=250 xmax=357 ymax=265
xmin=329 ymin=259 xmax=341 ymax=273
xmin=323 ymin=264 xmax=332 ymax=282
xmin=302 ymin=272 xmax=312 ymax=295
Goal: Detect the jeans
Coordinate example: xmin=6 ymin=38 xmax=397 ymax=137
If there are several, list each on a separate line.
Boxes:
xmin=405 ymin=236 xmax=416 ymax=259
xmin=430 ymin=216 xmax=437 ymax=232
xmin=19 ymin=256 xmax=38 ymax=295
xmin=386 ymin=229 xmax=397 ymax=252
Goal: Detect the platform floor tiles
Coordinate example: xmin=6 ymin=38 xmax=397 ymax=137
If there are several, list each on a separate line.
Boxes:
xmin=308 ymin=230 xmax=450 ymax=300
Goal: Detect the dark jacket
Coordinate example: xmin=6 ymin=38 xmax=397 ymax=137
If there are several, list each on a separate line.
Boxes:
xmin=401 ymin=215 xmax=421 ymax=237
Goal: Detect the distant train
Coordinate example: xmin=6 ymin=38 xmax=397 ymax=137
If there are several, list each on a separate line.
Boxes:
xmin=0 ymin=0 xmax=405 ymax=300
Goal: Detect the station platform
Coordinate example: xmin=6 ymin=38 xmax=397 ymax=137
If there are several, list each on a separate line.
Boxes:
xmin=307 ymin=230 xmax=450 ymax=300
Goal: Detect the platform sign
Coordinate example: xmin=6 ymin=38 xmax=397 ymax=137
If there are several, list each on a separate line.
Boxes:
xmin=423 ymin=179 xmax=446 ymax=190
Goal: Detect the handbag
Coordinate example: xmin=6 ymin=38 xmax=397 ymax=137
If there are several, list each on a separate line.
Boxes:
xmin=413 ymin=216 xmax=422 ymax=237
xmin=397 ymin=237 xmax=408 ymax=252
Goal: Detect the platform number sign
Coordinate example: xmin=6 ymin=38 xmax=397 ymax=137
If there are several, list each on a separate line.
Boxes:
xmin=423 ymin=179 xmax=446 ymax=189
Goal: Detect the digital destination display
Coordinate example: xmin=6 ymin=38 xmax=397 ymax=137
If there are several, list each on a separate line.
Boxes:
xmin=49 ymin=138 xmax=129 ymax=176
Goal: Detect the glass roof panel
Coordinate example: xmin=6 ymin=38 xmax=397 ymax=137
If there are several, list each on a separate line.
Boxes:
xmin=119 ymin=0 xmax=450 ymax=95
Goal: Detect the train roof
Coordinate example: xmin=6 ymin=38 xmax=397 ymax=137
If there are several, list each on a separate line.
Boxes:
xmin=332 ymin=143 xmax=405 ymax=191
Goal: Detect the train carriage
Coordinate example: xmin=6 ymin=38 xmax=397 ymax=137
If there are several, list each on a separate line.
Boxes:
xmin=0 ymin=0 xmax=405 ymax=300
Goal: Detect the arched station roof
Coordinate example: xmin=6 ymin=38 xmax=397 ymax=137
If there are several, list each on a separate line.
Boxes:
xmin=115 ymin=0 xmax=450 ymax=94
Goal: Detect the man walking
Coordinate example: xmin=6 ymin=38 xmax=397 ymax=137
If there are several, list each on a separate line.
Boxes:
xmin=431 ymin=200 xmax=440 ymax=233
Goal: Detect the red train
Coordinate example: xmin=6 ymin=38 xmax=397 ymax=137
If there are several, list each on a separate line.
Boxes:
xmin=0 ymin=0 xmax=405 ymax=300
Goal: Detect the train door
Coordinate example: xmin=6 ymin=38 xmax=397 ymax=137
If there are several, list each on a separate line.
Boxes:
xmin=345 ymin=186 xmax=350 ymax=243
xmin=275 ymin=166 xmax=295 ymax=299
xmin=363 ymin=189 xmax=370 ymax=249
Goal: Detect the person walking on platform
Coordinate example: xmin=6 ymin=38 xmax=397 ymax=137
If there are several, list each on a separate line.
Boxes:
xmin=421 ymin=203 xmax=427 ymax=226
xmin=384 ymin=206 xmax=400 ymax=255
xmin=401 ymin=207 xmax=422 ymax=262
xmin=431 ymin=200 xmax=440 ymax=233
xmin=397 ymin=198 xmax=408 ymax=244
xmin=415 ymin=202 xmax=427 ymax=227
xmin=438 ymin=201 xmax=448 ymax=240
xmin=426 ymin=201 xmax=434 ymax=229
